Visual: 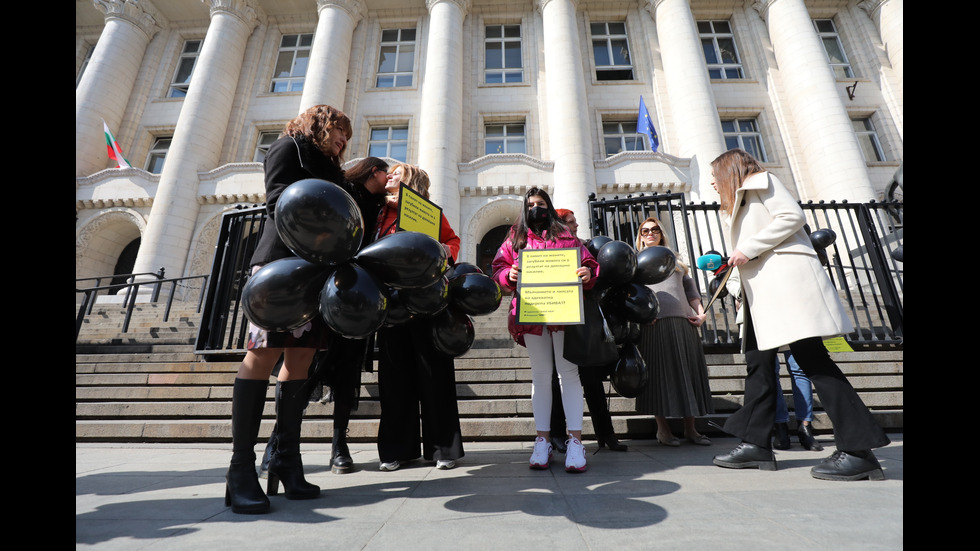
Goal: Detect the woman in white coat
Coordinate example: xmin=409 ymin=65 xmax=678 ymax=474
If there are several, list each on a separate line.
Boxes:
xmin=709 ymin=149 xmax=889 ymax=481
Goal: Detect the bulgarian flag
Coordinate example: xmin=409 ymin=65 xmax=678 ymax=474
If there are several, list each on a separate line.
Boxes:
xmin=103 ymin=119 xmax=132 ymax=169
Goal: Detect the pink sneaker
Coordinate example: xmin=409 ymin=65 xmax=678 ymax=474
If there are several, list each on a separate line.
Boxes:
xmin=565 ymin=437 xmax=587 ymax=473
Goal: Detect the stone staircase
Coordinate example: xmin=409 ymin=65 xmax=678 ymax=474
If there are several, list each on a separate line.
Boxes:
xmin=75 ymin=300 xmax=903 ymax=443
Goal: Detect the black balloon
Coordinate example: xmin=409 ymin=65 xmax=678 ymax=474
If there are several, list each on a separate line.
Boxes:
xmin=428 ymin=306 xmax=475 ymax=357
xmin=602 ymin=307 xmax=631 ymax=345
xmin=319 ymin=262 xmax=388 ymax=338
xmin=633 ymin=246 xmax=677 ymax=285
xmin=400 ymin=275 xmax=450 ymax=316
xmin=597 ymin=240 xmax=637 ymax=285
xmin=241 ymin=257 xmax=330 ymax=332
xmin=449 ymin=273 xmax=502 ymax=316
xmin=621 ymin=283 xmax=659 ymax=324
xmin=890 ymin=244 xmax=903 ymax=263
xmin=355 ymin=231 xmax=449 ymax=289
xmin=809 ymin=228 xmax=837 ymax=250
xmin=274 ymin=178 xmax=364 ymax=266
xmin=586 ymin=235 xmax=613 ymax=258
xmin=610 ymin=343 xmax=649 ymax=398
xmin=447 ymin=262 xmax=484 ymax=280
xmin=627 ymin=321 xmax=642 ymax=344
xmin=383 ymin=289 xmax=414 ymax=326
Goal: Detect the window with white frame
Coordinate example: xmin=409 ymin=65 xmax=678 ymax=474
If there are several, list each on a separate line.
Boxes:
xmin=698 ymin=20 xmax=743 ymax=79
xmin=485 ymin=24 xmax=523 ymax=84
xmin=368 ymin=125 xmax=409 ymax=161
xmin=145 ymin=137 xmax=172 ymax=174
xmin=813 ymin=19 xmax=854 ymax=79
xmin=485 ymin=123 xmax=526 ymax=155
xmin=168 ymin=40 xmax=202 ymax=98
xmin=270 ymin=33 xmax=313 ymax=93
xmin=852 ymin=117 xmax=885 ymax=162
xmin=591 ymin=22 xmax=634 ymax=81
xmin=253 ymin=131 xmax=280 ymax=163
xmin=602 ymin=120 xmax=646 ymax=157
xmin=376 ymin=28 xmax=416 ymax=88
xmin=722 ymin=118 xmax=768 ymax=162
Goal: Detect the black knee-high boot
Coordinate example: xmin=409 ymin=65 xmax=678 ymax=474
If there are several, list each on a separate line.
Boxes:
xmin=226 ymin=378 xmax=271 ymax=514
xmin=266 ymin=380 xmax=320 ymax=499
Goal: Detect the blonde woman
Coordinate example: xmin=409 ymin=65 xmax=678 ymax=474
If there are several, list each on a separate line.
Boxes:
xmin=633 ymin=216 xmax=713 ymax=447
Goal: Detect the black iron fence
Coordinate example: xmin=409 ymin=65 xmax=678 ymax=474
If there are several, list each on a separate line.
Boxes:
xmin=587 ymin=192 xmax=903 ymax=351
xmin=195 ymin=196 xmax=903 ymax=354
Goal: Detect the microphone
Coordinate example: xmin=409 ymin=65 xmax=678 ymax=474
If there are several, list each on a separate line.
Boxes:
xmin=696 ymin=253 xmax=726 ymax=272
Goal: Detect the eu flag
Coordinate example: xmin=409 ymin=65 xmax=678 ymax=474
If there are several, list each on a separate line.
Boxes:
xmin=637 ymin=96 xmax=659 ymax=152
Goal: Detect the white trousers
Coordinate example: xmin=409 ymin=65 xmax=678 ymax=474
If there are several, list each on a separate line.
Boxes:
xmin=524 ymin=330 xmax=583 ymax=433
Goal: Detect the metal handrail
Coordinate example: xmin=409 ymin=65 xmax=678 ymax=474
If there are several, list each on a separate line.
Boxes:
xmin=75 ymin=274 xmax=209 ymax=342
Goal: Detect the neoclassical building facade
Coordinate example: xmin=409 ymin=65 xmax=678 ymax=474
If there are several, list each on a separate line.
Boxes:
xmin=75 ymin=0 xmax=903 ymax=285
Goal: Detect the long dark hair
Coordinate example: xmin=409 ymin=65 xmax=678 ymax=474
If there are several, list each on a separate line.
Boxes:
xmin=711 ymin=148 xmax=764 ymax=215
xmin=345 ymin=157 xmax=389 ymax=185
xmin=506 ymin=187 xmax=571 ymax=251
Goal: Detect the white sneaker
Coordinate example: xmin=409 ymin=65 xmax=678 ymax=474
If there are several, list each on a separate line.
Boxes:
xmin=565 ymin=437 xmax=587 ymax=473
xmin=436 ymin=459 xmax=456 ymax=470
xmin=379 ymin=460 xmax=401 ymax=471
xmin=529 ymin=436 xmax=553 ymax=469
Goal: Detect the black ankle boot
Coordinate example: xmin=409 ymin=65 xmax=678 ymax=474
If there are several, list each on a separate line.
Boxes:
xmin=331 ymin=428 xmax=353 ymax=474
xmin=266 ymin=380 xmax=320 ymax=500
xmin=226 ymin=379 xmax=271 ymax=514
xmin=713 ymin=442 xmax=777 ymax=471
xmin=772 ymin=422 xmax=790 ymax=450
xmin=797 ymin=423 xmax=824 ymax=451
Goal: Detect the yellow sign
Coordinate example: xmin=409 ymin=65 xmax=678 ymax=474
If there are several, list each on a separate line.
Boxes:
xmin=517 ymin=286 xmax=584 ymax=325
xmin=822 ymin=336 xmax=854 ymax=352
xmin=516 ymin=247 xmax=585 ymax=325
xmin=397 ymin=183 xmax=441 ymax=240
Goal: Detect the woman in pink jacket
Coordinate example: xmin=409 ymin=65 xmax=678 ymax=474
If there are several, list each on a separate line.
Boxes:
xmin=492 ymin=188 xmax=599 ymax=473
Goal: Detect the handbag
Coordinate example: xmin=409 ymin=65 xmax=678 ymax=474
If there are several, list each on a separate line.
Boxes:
xmin=563 ymin=297 xmax=620 ymax=367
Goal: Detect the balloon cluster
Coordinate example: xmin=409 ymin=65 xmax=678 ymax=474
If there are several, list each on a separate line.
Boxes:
xmin=584 ymin=236 xmax=677 ymax=398
xmin=241 ymin=178 xmax=502 ymax=357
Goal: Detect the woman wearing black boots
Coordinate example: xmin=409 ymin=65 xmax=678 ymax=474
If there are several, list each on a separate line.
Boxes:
xmin=226 ymin=106 xmax=386 ymax=514
xmin=709 ymin=149 xmax=889 ymax=481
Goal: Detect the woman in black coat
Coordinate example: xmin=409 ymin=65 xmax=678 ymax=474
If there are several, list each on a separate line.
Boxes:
xmin=226 ymin=105 xmax=386 ymax=514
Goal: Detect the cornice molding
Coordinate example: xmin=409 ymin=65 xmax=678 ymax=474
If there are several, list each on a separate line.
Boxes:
xmin=458 ymin=153 xmax=555 ymax=173
xmin=593 ymin=149 xmax=690 ymax=170
xmin=857 ymin=0 xmax=888 ymax=19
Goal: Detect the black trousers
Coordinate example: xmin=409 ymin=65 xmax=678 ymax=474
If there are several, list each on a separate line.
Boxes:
xmin=724 ymin=324 xmax=890 ymax=452
xmin=376 ymin=322 xmax=464 ymax=463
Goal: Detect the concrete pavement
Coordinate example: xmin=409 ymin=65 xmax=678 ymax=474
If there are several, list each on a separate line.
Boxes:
xmin=76 ymin=434 xmax=902 ymax=550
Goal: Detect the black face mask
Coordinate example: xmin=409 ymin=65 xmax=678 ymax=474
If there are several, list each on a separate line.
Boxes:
xmin=527 ymin=206 xmax=550 ymax=227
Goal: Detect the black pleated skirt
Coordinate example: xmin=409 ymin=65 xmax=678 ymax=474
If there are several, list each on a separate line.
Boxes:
xmin=634 ymin=318 xmax=714 ymax=417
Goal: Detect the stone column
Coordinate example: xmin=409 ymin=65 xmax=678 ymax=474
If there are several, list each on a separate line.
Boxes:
xmin=132 ymin=0 xmax=259 ymax=278
xmin=538 ymin=0 xmax=595 ymax=236
xmin=859 ymin=0 xmax=902 ymax=137
xmin=416 ymin=0 xmax=470 ymax=230
xmin=755 ymin=0 xmax=875 ymax=202
xmin=75 ymin=0 xmax=162 ymax=177
xmin=299 ymin=0 xmax=366 ymax=112
xmin=646 ymin=0 xmax=726 ymax=202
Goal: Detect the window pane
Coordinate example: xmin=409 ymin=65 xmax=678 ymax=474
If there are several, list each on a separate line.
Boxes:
xmin=486 ymin=43 xmax=502 ymax=69
xmin=486 ymin=25 xmax=501 ymax=39
xmin=701 ymin=40 xmax=719 ymax=64
xmin=292 ymin=51 xmax=309 ymax=77
xmin=815 ymin=20 xmax=835 ymax=33
xmin=714 ymin=21 xmax=731 ymax=33
xmin=401 ymin=29 xmax=416 ymax=41
xmin=697 ymin=21 xmax=712 ymax=33
xmin=504 ymin=25 xmax=520 ymax=38
xmin=593 ymin=41 xmax=611 ymax=65
xmin=378 ymin=46 xmax=397 ymax=73
xmin=377 ymin=75 xmax=394 ymax=87
xmin=590 ymin=23 xmax=605 ymax=35
xmin=504 ymin=42 xmax=521 ymax=68
xmin=381 ymin=29 xmax=399 ymax=42
xmin=608 ymin=22 xmax=626 ymax=34
xmin=396 ymin=45 xmax=415 ymax=72
xmin=486 ymin=140 xmax=504 ymax=155
xmin=391 ymin=127 xmax=409 ymax=140
xmin=174 ymin=58 xmax=194 ymax=84
xmin=486 ymin=125 xmax=504 ymax=137
xmin=822 ymin=38 xmax=846 ymax=64
xmin=273 ymin=52 xmax=293 ymax=78
xmin=610 ymin=39 xmax=630 ymax=64
xmin=390 ymin=143 xmax=407 ymax=161
xmin=717 ymin=38 xmax=738 ymax=64
xmin=510 ymin=140 xmax=526 ymax=154
xmin=369 ymin=143 xmax=387 ymax=157
xmin=505 ymin=72 xmax=522 ymax=83
xmin=721 ymin=120 xmax=736 ymax=132
xmin=725 ymin=136 xmax=740 ymax=150
xmin=395 ymin=74 xmax=413 ymax=87
xmin=486 ymin=73 xmax=503 ymax=84
xmin=280 ymin=34 xmax=297 ymax=48
xmin=299 ymin=34 xmax=313 ymax=47
xmin=605 ymin=137 xmax=622 ymax=156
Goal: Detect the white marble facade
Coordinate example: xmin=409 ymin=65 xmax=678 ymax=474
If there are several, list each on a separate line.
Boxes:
xmin=76 ymin=0 xmax=903 ymax=283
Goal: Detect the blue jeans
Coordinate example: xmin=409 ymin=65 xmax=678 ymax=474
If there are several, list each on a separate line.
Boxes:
xmin=774 ymin=353 xmax=814 ymax=423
